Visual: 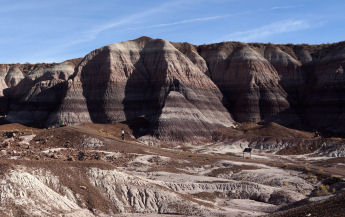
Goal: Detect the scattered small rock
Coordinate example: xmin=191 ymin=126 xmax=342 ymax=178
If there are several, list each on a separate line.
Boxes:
xmin=67 ymin=155 xmax=75 ymax=161
xmin=3 ymin=131 xmax=19 ymax=138
xmin=80 ymin=185 xmax=87 ymax=190
xmin=78 ymin=151 xmax=85 ymax=161
xmin=50 ymin=153 xmax=59 ymax=159
xmin=1 ymin=150 xmax=7 ymax=155
xmin=93 ymin=154 xmax=100 ymax=160
xmin=79 ymin=137 xmax=104 ymax=148
xmin=2 ymin=141 xmax=11 ymax=148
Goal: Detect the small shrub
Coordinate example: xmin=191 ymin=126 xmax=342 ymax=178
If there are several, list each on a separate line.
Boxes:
xmin=304 ymin=167 xmax=311 ymax=172
xmin=317 ymin=184 xmax=330 ymax=196
xmin=331 ymin=174 xmax=341 ymax=179
xmin=308 ymin=173 xmax=317 ymax=180
xmin=282 ymin=163 xmax=289 ymax=169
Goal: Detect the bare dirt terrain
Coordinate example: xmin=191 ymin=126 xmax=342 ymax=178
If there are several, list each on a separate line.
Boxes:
xmin=0 ymin=122 xmax=344 ymax=216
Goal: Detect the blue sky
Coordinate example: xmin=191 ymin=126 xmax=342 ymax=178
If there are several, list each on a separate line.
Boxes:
xmin=0 ymin=0 xmax=344 ymax=63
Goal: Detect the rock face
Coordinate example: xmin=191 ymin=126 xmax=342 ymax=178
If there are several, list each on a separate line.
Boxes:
xmin=2 ymin=37 xmax=345 ymax=140
xmin=0 ymin=78 xmax=8 ymax=114
xmin=197 ymin=43 xmax=290 ymax=122
xmin=54 ymin=37 xmax=234 ymax=141
xmin=5 ymin=66 xmax=25 ymax=87
xmin=2 ymin=60 xmax=81 ymax=124
xmin=0 ymin=166 xmax=215 ymax=216
xmin=302 ymin=45 xmax=345 ymax=133
xmin=196 ymin=41 xmax=345 ymax=133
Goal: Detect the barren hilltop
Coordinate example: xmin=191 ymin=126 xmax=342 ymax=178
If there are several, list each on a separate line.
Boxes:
xmin=0 ymin=37 xmax=345 ymax=216
xmin=2 ymin=37 xmax=345 ymax=140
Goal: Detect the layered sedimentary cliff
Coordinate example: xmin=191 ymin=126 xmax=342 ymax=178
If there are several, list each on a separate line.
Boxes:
xmin=53 ymin=37 xmax=234 ymax=141
xmin=1 ymin=37 xmax=345 ymax=141
xmin=197 ymin=43 xmax=290 ymax=123
xmin=1 ymin=59 xmax=81 ymax=125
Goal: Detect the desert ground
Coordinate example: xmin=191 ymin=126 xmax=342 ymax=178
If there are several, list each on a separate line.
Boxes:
xmin=0 ymin=121 xmax=344 ymax=217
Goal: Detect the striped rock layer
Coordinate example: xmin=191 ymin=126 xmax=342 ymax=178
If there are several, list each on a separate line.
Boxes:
xmin=53 ymin=38 xmax=234 ymax=141
xmin=2 ymin=37 xmax=345 ymax=140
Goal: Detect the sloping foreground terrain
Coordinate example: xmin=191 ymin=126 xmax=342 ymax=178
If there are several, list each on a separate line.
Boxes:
xmin=0 ymin=122 xmax=344 ymax=216
xmin=1 ymin=37 xmax=345 ymax=142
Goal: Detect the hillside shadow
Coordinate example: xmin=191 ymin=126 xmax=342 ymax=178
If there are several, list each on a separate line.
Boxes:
xmin=122 ymin=40 xmax=169 ymax=138
xmin=81 ymin=47 xmax=112 ymax=123
xmin=2 ymin=76 xmax=70 ymax=128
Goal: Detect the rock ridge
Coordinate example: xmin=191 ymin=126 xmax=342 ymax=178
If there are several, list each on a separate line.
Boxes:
xmin=2 ymin=37 xmax=345 ymax=140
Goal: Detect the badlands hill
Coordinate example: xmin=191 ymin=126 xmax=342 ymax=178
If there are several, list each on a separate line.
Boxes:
xmin=1 ymin=37 xmax=345 ymax=216
xmin=1 ymin=37 xmax=345 ymax=141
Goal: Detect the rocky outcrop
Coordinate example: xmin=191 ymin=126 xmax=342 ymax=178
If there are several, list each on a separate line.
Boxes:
xmin=0 ymin=78 xmax=8 ymax=114
xmin=53 ymin=37 xmax=234 ymax=141
xmin=0 ymin=166 xmax=215 ymax=216
xmin=302 ymin=45 xmax=345 ymax=133
xmin=89 ymin=168 xmax=212 ymax=215
xmin=0 ymin=78 xmax=7 ymax=97
xmin=171 ymin=42 xmax=209 ymax=75
xmin=197 ymin=41 xmax=345 ymax=133
xmin=2 ymin=37 xmax=345 ymax=140
xmin=198 ymin=43 xmax=290 ymax=122
xmin=4 ymin=66 xmax=24 ymax=88
xmin=3 ymin=60 xmax=81 ymax=124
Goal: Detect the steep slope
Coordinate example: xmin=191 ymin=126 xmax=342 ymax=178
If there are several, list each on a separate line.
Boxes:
xmin=2 ymin=38 xmax=345 ymax=140
xmin=197 ymin=41 xmax=345 ymax=133
xmin=303 ymin=44 xmax=345 ymax=133
xmin=0 ymin=78 xmax=7 ymax=97
xmin=53 ymin=37 xmax=234 ymax=142
xmin=3 ymin=60 xmax=81 ymax=125
xmin=197 ymin=43 xmax=290 ymax=123
xmin=261 ymin=45 xmax=304 ymax=103
xmin=0 ymin=78 xmax=8 ymax=114
xmin=4 ymin=66 xmax=24 ymax=88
